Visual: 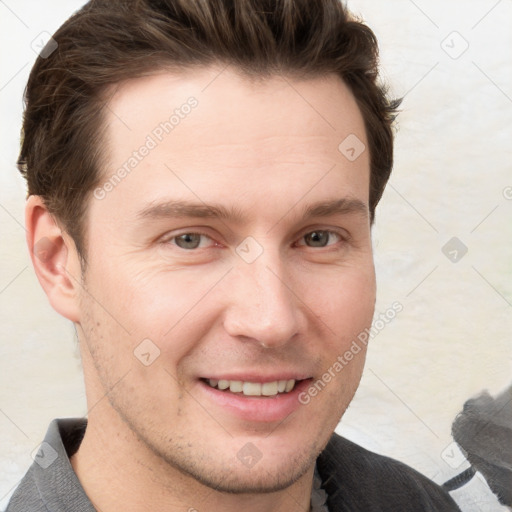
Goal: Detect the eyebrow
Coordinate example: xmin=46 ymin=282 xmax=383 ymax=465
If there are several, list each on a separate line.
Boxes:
xmin=300 ymin=198 xmax=368 ymax=220
xmin=136 ymin=200 xmax=246 ymax=222
xmin=135 ymin=197 xmax=368 ymax=223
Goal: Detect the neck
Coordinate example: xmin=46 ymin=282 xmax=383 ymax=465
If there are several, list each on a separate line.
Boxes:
xmin=71 ymin=404 xmax=315 ymax=512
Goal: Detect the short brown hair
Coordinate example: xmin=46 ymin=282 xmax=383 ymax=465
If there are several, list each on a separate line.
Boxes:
xmin=19 ymin=0 xmax=400 ymax=262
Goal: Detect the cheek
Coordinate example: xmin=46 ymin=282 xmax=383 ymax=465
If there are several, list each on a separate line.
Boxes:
xmin=298 ymin=262 xmax=376 ymax=343
xmin=84 ymin=261 xmax=228 ymax=364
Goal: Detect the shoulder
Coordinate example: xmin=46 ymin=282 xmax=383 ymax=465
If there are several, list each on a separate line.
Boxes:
xmin=317 ymin=433 xmax=461 ymax=511
xmin=5 ymin=418 xmax=93 ymax=512
xmin=4 ymin=468 xmax=47 ymax=512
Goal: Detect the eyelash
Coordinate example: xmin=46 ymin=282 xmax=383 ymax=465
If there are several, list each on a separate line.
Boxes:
xmin=162 ymin=229 xmax=347 ymax=251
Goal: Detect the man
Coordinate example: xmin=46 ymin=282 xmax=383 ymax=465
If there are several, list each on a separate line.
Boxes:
xmin=7 ymin=0 xmax=461 ymax=510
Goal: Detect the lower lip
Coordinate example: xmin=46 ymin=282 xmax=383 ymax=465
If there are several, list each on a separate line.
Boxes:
xmin=197 ymin=379 xmax=312 ymax=423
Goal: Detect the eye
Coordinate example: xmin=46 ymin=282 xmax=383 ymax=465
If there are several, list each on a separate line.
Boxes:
xmin=171 ymin=233 xmax=212 ymax=250
xmin=298 ymin=230 xmax=341 ymax=248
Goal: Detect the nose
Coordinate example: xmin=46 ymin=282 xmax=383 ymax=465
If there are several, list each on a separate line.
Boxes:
xmin=222 ymin=252 xmax=301 ymax=349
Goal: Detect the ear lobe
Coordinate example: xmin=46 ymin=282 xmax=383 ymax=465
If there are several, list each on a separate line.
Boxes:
xmin=26 ymin=196 xmax=82 ymax=323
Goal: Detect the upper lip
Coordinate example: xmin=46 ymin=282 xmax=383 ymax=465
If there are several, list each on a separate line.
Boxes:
xmin=201 ymin=372 xmax=312 ymax=382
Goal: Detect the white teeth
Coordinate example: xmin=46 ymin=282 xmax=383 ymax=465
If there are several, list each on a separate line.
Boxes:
xmin=262 ymin=381 xmax=278 ymax=396
xmin=243 ymin=382 xmax=262 ymax=396
xmin=217 ymin=379 xmax=229 ymax=390
xmin=229 ymin=380 xmax=243 ymax=393
xmin=206 ymin=378 xmax=296 ymax=396
xmin=285 ymin=379 xmax=295 ymax=392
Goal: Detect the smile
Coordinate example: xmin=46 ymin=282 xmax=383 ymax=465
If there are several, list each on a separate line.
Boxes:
xmin=203 ymin=378 xmax=299 ymax=397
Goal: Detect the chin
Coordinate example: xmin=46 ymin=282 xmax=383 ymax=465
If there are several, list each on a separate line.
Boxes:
xmin=170 ymin=448 xmax=318 ymax=494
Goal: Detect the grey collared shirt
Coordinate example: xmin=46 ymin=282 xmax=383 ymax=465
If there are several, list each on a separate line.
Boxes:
xmin=6 ymin=418 xmax=461 ymax=511
xmin=6 ymin=418 xmax=93 ymax=512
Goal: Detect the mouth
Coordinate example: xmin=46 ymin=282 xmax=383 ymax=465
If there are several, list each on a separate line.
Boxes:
xmin=201 ymin=378 xmax=300 ymax=397
xmin=198 ymin=376 xmax=313 ymax=422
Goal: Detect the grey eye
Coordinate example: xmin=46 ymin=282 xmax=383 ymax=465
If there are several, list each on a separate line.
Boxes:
xmin=174 ymin=233 xmax=202 ymax=249
xmin=303 ymin=231 xmax=331 ymax=247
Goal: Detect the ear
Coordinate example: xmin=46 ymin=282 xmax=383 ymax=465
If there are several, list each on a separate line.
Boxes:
xmin=26 ymin=196 xmax=82 ymax=323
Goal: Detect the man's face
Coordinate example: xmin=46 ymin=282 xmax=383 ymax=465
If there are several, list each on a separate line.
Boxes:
xmin=77 ymin=67 xmax=376 ymax=492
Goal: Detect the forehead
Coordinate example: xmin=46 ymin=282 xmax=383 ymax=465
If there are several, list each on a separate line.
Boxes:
xmin=104 ymin=66 xmax=366 ymax=151
xmin=96 ymin=67 xmax=369 ymax=224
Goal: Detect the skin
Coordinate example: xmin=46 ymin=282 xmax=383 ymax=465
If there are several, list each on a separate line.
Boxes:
xmin=27 ymin=67 xmax=376 ymax=512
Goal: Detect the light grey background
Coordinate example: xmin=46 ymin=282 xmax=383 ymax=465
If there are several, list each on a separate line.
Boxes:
xmin=1 ymin=1 xmax=511 ymax=510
